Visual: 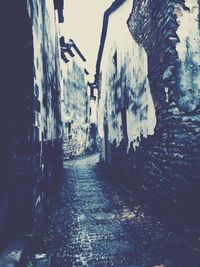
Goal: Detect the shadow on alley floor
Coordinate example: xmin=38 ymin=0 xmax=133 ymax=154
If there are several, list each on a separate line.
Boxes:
xmin=24 ymin=154 xmax=200 ymax=267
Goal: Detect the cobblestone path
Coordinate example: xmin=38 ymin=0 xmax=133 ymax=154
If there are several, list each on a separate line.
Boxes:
xmin=25 ymin=154 xmax=200 ymax=267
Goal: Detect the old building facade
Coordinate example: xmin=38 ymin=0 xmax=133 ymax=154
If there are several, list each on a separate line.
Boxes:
xmin=0 ymin=0 xmax=64 ymax=248
xmin=99 ymin=0 xmax=200 ymax=223
xmin=61 ymin=39 xmax=91 ymax=157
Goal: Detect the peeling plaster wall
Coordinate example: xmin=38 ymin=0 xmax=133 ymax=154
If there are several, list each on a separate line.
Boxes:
xmin=29 ymin=0 xmax=63 ymax=233
xmin=128 ymin=0 xmax=200 ymax=115
xmin=175 ymin=0 xmax=200 ymax=111
xmin=99 ymin=0 xmax=200 ymax=222
xmin=126 ymin=0 xmax=200 ymax=220
xmin=98 ymin=0 xmax=156 ymax=162
xmin=31 ymin=0 xmax=62 ymax=142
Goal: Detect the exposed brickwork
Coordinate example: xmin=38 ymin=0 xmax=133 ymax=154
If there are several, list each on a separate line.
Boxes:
xmin=99 ymin=0 xmax=200 ymax=225
xmin=126 ymin=0 xmax=200 ymax=220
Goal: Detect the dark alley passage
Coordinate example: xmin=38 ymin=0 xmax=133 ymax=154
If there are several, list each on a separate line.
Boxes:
xmin=24 ymin=154 xmax=200 ymax=267
xmin=1 ymin=1 xmax=200 ymax=266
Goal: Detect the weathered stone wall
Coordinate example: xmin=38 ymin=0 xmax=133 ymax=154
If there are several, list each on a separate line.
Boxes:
xmin=100 ymin=0 xmax=200 ymax=223
xmin=28 ymin=0 xmax=63 ymax=234
xmin=0 ymin=0 xmax=63 ymax=248
xmin=127 ymin=0 xmax=200 ymax=221
xmin=128 ymin=0 xmax=200 ymax=114
xmin=61 ymin=58 xmax=90 ymax=157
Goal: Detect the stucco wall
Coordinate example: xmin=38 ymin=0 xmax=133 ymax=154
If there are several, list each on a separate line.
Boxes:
xmin=98 ymin=0 xmax=156 ymax=163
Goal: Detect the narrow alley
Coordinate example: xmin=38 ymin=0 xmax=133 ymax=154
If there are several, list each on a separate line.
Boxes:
xmin=24 ymin=153 xmax=200 ymax=267
xmin=0 ymin=1 xmax=200 ymax=266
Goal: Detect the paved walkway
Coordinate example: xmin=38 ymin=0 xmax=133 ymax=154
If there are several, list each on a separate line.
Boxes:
xmin=25 ymin=154 xmax=200 ymax=267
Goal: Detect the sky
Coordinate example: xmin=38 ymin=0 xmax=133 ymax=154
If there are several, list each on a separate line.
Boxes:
xmin=61 ymin=0 xmax=116 ymax=81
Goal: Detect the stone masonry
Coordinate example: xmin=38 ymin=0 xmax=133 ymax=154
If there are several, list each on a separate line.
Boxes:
xmin=127 ymin=0 xmax=200 ymax=221
xmin=99 ymin=0 xmax=200 ymax=225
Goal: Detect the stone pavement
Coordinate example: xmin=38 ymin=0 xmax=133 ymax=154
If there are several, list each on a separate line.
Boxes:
xmin=25 ymin=154 xmax=200 ymax=267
